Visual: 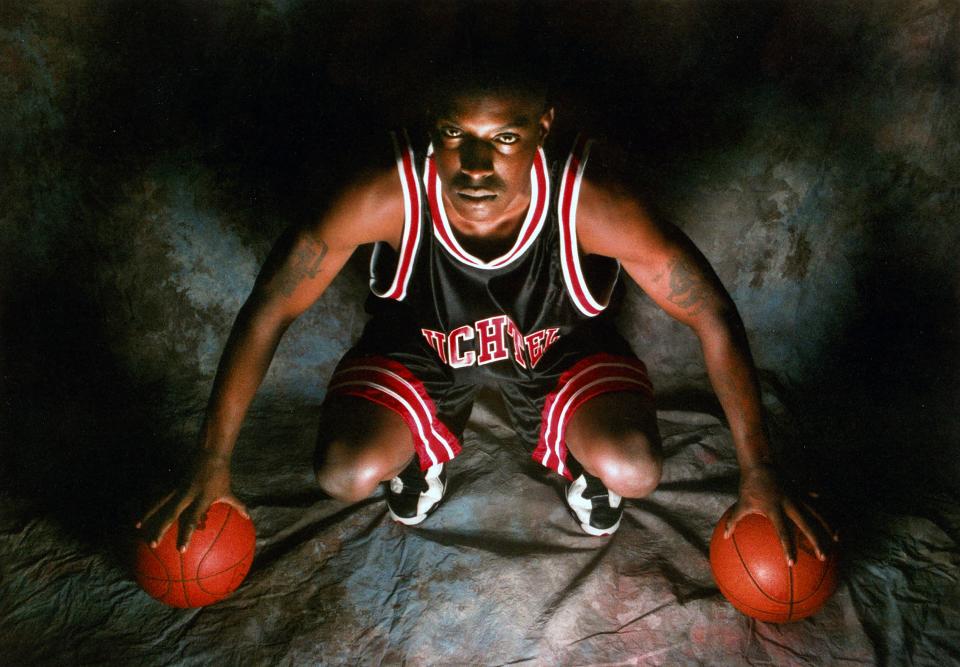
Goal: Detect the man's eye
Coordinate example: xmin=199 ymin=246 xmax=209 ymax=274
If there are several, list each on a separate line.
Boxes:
xmin=496 ymin=134 xmax=519 ymax=144
xmin=441 ymin=127 xmax=463 ymax=138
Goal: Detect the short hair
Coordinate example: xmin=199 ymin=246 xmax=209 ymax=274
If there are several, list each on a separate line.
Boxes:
xmin=423 ymin=23 xmax=554 ymax=121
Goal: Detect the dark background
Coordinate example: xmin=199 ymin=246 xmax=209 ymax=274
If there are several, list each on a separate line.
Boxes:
xmin=1 ymin=1 xmax=958 ymax=662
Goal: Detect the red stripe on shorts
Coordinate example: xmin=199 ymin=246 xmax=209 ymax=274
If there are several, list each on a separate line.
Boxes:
xmin=533 ymin=353 xmax=653 ymax=480
xmin=327 ymin=357 xmax=461 ymax=470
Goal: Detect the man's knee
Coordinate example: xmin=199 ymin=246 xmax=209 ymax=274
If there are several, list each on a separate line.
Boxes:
xmin=567 ymin=392 xmax=662 ymax=498
xmin=587 ymin=430 xmax=663 ymax=499
xmin=315 ymin=439 xmax=386 ymax=502
xmin=314 ymin=397 xmax=415 ymax=502
xmin=580 ymin=425 xmax=663 ymax=498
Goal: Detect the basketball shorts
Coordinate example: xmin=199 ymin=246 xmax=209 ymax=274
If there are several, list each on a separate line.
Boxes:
xmin=323 ymin=317 xmax=653 ymax=480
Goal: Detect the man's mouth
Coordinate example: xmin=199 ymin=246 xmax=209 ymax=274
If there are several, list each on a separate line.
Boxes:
xmin=456 ymin=189 xmax=498 ymax=202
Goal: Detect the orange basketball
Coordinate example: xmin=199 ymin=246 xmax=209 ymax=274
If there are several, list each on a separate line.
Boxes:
xmin=135 ymin=502 xmax=255 ymax=608
xmin=709 ymin=505 xmax=838 ymax=623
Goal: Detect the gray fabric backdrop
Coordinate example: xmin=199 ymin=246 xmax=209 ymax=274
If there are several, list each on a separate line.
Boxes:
xmin=1 ymin=1 xmax=958 ymax=664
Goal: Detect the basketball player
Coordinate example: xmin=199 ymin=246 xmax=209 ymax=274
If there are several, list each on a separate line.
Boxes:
xmin=138 ymin=70 xmax=833 ymax=566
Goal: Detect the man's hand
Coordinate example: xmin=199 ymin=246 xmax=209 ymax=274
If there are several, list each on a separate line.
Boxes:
xmin=725 ymin=462 xmax=837 ymax=565
xmin=136 ymin=451 xmax=248 ymax=553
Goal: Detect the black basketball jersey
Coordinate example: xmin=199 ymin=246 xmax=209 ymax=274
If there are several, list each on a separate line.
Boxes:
xmin=365 ymin=131 xmax=623 ymax=384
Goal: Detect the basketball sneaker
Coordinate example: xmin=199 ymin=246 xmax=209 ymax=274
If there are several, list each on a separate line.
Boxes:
xmin=566 ymin=471 xmax=623 ymax=536
xmin=386 ymin=459 xmax=446 ymax=525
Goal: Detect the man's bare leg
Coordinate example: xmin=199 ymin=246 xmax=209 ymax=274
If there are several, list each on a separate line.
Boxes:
xmin=314 ymin=396 xmax=416 ymax=502
xmin=565 ymin=392 xmax=662 ymax=499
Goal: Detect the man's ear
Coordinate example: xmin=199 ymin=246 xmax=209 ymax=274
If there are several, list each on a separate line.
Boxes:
xmin=538 ymin=107 xmax=556 ymax=145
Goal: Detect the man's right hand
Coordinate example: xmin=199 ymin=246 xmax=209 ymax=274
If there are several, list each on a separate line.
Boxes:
xmin=136 ymin=451 xmax=249 ymax=553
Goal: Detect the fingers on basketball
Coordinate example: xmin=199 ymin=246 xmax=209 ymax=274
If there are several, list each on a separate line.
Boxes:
xmin=788 ymin=501 xmax=835 ymax=560
xmin=176 ymin=494 xmax=248 ymax=552
xmin=138 ymin=491 xmax=191 ymax=547
xmin=150 ymin=493 xmax=191 ymax=547
xmin=135 ymin=489 xmax=176 ymax=530
xmin=219 ymin=493 xmax=249 ymax=519
xmin=724 ymin=503 xmax=756 ymax=539
xmin=766 ymin=509 xmax=796 ymax=566
xmin=177 ymin=497 xmax=212 ymax=552
xmin=802 ymin=499 xmax=840 ymax=542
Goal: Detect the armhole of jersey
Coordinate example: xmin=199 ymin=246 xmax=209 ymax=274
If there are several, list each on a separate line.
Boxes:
xmin=558 ymin=135 xmax=621 ymax=317
xmin=369 ymin=130 xmax=422 ymax=300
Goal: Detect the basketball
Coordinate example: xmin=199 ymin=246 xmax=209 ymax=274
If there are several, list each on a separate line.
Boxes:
xmin=709 ymin=505 xmax=838 ymax=623
xmin=135 ymin=502 xmax=255 ymax=608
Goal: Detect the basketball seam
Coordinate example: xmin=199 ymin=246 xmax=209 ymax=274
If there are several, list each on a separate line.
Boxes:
xmin=732 ymin=533 xmax=791 ymax=604
xmin=228 ymin=556 xmax=247 ymax=592
xmin=135 ymin=545 xmax=256 ymax=582
xmin=197 ymin=556 xmax=247 ymax=599
xmin=234 ymin=556 xmax=250 ymax=589
xmin=718 ymin=568 xmax=833 ymax=621
xmin=792 ymin=558 xmax=832 ymax=604
xmin=194 ymin=507 xmax=248 ymax=600
xmin=194 ymin=562 xmax=239 ymax=599
xmin=788 ymin=562 xmax=795 ymax=621
xmin=138 ymin=544 xmax=172 ymax=600
xmin=715 ymin=580 xmax=790 ymax=619
xmin=179 ymin=547 xmax=189 ymax=607
xmin=197 ymin=506 xmax=233 ymax=575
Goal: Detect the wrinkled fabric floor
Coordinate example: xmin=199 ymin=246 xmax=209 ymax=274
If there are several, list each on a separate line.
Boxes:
xmin=0 ymin=396 xmax=891 ymax=666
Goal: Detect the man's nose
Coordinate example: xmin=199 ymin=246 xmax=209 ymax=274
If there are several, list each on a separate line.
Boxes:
xmin=459 ymin=139 xmax=494 ymax=179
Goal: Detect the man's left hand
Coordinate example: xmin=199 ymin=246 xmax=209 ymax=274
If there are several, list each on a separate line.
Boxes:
xmin=724 ymin=462 xmax=837 ymax=565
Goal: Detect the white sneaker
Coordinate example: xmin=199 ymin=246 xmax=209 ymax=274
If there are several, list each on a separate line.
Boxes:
xmin=566 ymin=473 xmax=623 ymax=536
xmin=386 ymin=460 xmax=446 ymax=525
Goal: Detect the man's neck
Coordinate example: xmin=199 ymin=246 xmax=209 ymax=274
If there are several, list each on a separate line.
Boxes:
xmin=441 ymin=191 xmax=532 ymax=262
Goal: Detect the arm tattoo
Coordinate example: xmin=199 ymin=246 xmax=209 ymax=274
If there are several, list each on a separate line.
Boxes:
xmin=279 ymin=238 xmax=328 ymax=297
xmin=666 ymin=255 xmax=709 ymax=316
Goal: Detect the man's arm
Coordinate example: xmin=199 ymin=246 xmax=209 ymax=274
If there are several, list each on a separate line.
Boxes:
xmin=577 ymin=166 xmax=833 ymax=563
xmin=138 ymin=166 xmax=405 ymax=550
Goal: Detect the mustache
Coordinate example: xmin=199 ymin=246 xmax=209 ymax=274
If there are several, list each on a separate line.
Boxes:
xmin=451 ymin=174 xmax=506 ymax=192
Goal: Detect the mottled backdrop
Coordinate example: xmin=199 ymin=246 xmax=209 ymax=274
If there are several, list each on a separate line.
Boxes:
xmin=1 ymin=1 xmax=958 ymax=664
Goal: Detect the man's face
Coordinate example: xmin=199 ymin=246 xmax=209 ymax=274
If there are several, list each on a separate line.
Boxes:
xmin=431 ymin=90 xmax=554 ymax=224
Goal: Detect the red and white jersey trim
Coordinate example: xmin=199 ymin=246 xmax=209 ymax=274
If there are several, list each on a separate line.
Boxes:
xmin=558 ymin=135 xmax=620 ymax=317
xmin=533 ymin=354 xmax=653 ymax=480
xmin=327 ymin=357 xmax=461 ymax=470
xmin=424 ymin=146 xmax=551 ymax=270
xmin=369 ymin=130 xmax=423 ymax=300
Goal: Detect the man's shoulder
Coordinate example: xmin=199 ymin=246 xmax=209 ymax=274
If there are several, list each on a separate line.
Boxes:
xmin=575 ymin=140 xmax=659 ymax=259
xmin=578 ymin=141 xmax=650 ymax=221
xmin=548 ymin=134 xmax=646 ymax=209
xmin=310 ymin=148 xmax=406 ymax=248
xmin=348 ymin=162 xmax=406 ymax=207
xmin=581 ymin=139 xmax=641 ymax=193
